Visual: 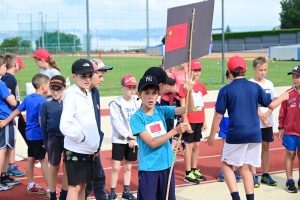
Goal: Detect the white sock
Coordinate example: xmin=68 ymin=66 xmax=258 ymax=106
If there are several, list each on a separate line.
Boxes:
xmin=28 ymin=182 xmax=35 ymax=188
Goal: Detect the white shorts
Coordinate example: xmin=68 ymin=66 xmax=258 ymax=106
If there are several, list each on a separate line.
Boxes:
xmin=221 ymin=143 xmax=262 ymax=167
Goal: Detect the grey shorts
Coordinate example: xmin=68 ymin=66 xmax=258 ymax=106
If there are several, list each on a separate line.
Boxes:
xmin=0 ymin=122 xmax=14 ymax=150
xmin=48 ymin=136 xmax=64 ymax=166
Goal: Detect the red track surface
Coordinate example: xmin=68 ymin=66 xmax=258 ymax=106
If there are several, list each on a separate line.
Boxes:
xmin=1 ymin=135 xmax=296 ymax=199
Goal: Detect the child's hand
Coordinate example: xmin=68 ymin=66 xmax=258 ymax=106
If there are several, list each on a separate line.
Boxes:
xmin=204 ymin=135 xmax=215 ymax=146
xmin=202 ymin=122 xmax=207 ymax=131
xmin=278 ymin=129 xmax=284 ymax=140
xmin=128 ymin=135 xmax=136 ymax=141
xmin=186 ymin=123 xmax=193 ymax=134
xmin=0 ymin=120 xmax=8 ymax=129
xmin=182 ymin=79 xmax=195 ymax=91
xmin=279 ymin=89 xmax=293 ymax=101
xmin=259 ymin=112 xmax=269 ymax=122
xmin=128 ymin=140 xmax=135 ymax=148
xmin=262 ymin=119 xmax=270 ymax=127
xmin=175 ymin=122 xmax=189 ymax=134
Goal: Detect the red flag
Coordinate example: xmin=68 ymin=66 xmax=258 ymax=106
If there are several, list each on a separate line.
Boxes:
xmin=150 ymin=123 xmax=162 ymax=133
xmin=165 ymin=22 xmax=188 ymax=53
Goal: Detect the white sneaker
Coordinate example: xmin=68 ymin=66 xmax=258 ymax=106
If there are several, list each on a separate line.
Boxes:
xmin=34 ymin=162 xmax=41 ymax=168
xmin=15 ymin=155 xmax=24 ymax=162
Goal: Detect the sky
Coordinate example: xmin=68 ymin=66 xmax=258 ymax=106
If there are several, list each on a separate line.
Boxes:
xmin=0 ymin=0 xmax=283 ymax=49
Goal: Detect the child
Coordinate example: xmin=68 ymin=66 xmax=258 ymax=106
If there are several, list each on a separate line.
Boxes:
xmin=107 ymin=74 xmax=139 ymax=200
xmin=249 ymin=57 xmax=277 ymax=188
xmin=40 ymin=75 xmax=68 ymax=200
xmin=0 ymin=55 xmax=18 ymax=191
xmin=85 ymin=59 xmax=113 ymax=200
xmin=1 ymin=54 xmax=25 ymax=177
xmin=278 ymin=65 xmax=300 ymax=193
xmin=130 ymin=75 xmax=194 ymax=200
xmin=60 ymin=59 xmax=100 ymax=200
xmin=206 ymin=56 xmax=291 ymax=200
xmin=0 ymin=73 xmax=50 ymax=195
xmin=179 ymin=60 xmax=207 ymax=184
xmin=216 ymin=70 xmax=241 ymax=183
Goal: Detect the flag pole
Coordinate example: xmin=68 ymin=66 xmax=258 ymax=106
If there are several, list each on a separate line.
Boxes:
xmin=166 ymin=8 xmax=196 ymax=200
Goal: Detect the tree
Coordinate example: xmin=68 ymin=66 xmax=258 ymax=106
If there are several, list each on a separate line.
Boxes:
xmin=0 ymin=37 xmax=31 ymax=48
xmin=225 ymin=25 xmax=231 ymax=33
xmin=279 ymin=0 xmax=300 ymax=29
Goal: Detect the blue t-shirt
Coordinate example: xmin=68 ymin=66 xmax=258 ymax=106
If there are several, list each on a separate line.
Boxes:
xmin=215 ymin=78 xmax=272 ymax=144
xmin=0 ymin=81 xmax=13 ymax=119
xmin=130 ymin=106 xmax=175 ymax=171
xmin=18 ymin=94 xmax=46 ymax=140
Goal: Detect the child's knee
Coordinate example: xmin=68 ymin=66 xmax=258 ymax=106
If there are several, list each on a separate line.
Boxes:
xmin=286 ymin=150 xmax=296 ymax=159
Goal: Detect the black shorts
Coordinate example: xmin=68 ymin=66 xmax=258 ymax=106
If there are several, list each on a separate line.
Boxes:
xmin=261 ymin=127 xmax=274 ymax=142
xmin=27 ymin=140 xmax=46 ymax=160
xmin=112 ymin=143 xmax=138 ymax=161
xmin=48 ymin=136 xmax=64 ymax=166
xmin=64 ymin=149 xmax=94 ymax=186
xmin=183 ymin=123 xmax=203 ymax=143
xmin=0 ymin=122 xmax=14 ymax=150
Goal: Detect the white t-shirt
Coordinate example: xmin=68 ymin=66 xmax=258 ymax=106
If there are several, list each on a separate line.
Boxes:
xmin=249 ymin=78 xmax=277 ymax=128
xmin=40 ymin=68 xmax=60 ymax=79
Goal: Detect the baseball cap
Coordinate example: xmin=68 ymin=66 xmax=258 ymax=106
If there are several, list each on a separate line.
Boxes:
xmin=190 ymin=60 xmax=202 ymax=70
xmin=90 ymin=59 xmax=113 ymax=71
xmin=287 ymin=66 xmax=300 ymax=76
xmin=72 ymin=59 xmax=95 ymax=75
xmin=31 ymin=49 xmax=51 ymax=60
xmin=227 ymin=56 xmax=247 ymax=72
xmin=50 ymin=75 xmax=66 ymax=88
xmin=143 ymin=67 xmax=175 ymax=86
xmin=138 ymin=75 xmax=160 ymax=92
xmin=121 ymin=74 xmax=138 ymax=86
xmin=16 ymin=56 xmax=25 ymax=69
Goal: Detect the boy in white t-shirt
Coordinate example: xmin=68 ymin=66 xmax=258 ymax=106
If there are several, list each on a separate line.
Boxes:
xmin=249 ymin=57 xmax=277 ymax=188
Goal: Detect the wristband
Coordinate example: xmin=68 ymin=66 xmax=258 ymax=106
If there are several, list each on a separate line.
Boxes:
xmin=278 ymin=127 xmax=283 ymax=130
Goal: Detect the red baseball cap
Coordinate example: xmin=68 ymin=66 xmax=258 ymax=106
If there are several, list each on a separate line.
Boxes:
xmin=16 ymin=56 xmax=25 ymax=69
xmin=227 ymin=56 xmax=247 ymax=72
xmin=190 ymin=60 xmax=202 ymax=70
xmin=121 ymin=75 xmax=138 ymax=86
xmin=31 ymin=49 xmax=51 ymax=60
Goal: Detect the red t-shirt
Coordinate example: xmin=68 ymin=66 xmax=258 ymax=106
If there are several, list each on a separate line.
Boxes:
xmin=161 ymin=73 xmax=175 ymax=104
xmin=171 ymin=69 xmax=186 ymax=100
xmin=179 ymin=81 xmax=207 ymax=123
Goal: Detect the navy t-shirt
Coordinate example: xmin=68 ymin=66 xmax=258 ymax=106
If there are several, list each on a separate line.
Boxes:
xmin=215 ymin=78 xmax=272 ymax=144
xmin=1 ymin=73 xmax=19 ymax=109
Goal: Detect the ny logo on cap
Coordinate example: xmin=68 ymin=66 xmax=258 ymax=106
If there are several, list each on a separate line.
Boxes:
xmin=294 ymin=66 xmax=298 ymax=71
xmin=145 ymin=76 xmax=152 ymax=82
xmin=83 ymin=63 xmax=90 ymax=67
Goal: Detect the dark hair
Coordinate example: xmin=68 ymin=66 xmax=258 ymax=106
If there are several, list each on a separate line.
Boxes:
xmin=225 ymin=70 xmax=230 ymax=79
xmin=3 ymin=53 xmax=16 ymax=69
xmin=253 ymin=57 xmax=268 ymax=68
xmin=229 ymin=67 xmax=245 ymax=78
xmin=32 ymin=73 xmax=50 ymax=89
xmin=0 ymin=55 xmax=6 ymax=66
xmin=140 ymin=84 xmax=160 ymax=92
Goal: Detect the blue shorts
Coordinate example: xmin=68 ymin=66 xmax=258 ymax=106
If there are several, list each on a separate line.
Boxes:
xmin=218 ymin=131 xmax=227 ymax=139
xmin=138 ymin=168 xmax=175 ymax=200
xmin=282 ymin=135 xmax=300 ymax=152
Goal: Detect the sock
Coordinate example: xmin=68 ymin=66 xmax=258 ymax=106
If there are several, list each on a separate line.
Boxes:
xmin=60 ymin=189 xmax=68 ymax=198
xmin=262 ymin=173 xmax=269 ymax=177
xmin=186 ymin=171 xmax=191 ymax=175
xmin=110 ymin=188 xmax=116 ymax=194
xmin=8 ymin=163 xmax=15 ymax=169
xmin=252 ymin=174 xmax=257 ymax=177
xmin=246 ymin=194 xmax=254 ymax=200
xmin=28 ymin=182 xmax=35 ymax=188
xmin=124 ymin=185 xmax=130 ymax=193
xmin=50 ymin=192 xmax=56 ymax=199
xmin=191 ymin=168 xmax=196 ymax=171
xmin=230 ymin=192 xmax=240 ymax=200
xmin=287 ymin=178 xmax=294 ymax=183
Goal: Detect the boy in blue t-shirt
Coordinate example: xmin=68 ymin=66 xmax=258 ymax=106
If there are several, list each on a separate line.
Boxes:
xmin=0 ymin=73 xmax=50 ymax=196
xmin=206 ymin=56 xmax=291 ymax=200
xmin=130 ymin=75 xmax=194 ymax=200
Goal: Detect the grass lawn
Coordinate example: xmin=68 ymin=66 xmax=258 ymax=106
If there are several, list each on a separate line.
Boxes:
xmin=15 ymin=55 xmax=298 ymax=99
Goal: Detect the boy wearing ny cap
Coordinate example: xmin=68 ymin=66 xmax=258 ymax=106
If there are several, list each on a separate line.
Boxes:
xmin=107 ymin=74 xmax=140 ymax=200
xmin=60 ymin=59 xmax=100 ymax=200
xmin=85 ymin=59 xmax=113 ymax=200
xmin=130 ymin=75 xmax=194 ymax=200
xmin=278 ymin=65 xmax=300 ymax=193
xmin=206 ymin=56 xmax=291 ymax=200
xmin=40 ymin=75 xmax=68 ymax=200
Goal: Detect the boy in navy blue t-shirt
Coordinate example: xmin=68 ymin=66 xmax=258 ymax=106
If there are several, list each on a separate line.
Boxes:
xmin=0 ymin=73 xmax=50 ymax=196
xmin=206 ymin=56 xmax=291 ymax=200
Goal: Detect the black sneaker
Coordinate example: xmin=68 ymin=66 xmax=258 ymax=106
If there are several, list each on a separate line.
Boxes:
xmin=286 ymin=180 xmax=298 ymax=193
xmin=183 ymin=171 xmax=200 ymax=184
xmin=1 ymin=173 xmax=20 ymax=186
xmin=173 ymin=147 xmax=181 ymax=153
xmin=107 ymin=192 xmax=117 ymax=200
xmin=0 ymin=181 xmax=13 ymax=191
xmin=122 ymin=191 xmax=137 ymax=200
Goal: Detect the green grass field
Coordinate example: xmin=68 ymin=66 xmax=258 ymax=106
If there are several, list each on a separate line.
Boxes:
xmin=15 ymin=55 xmax=298 ymax=99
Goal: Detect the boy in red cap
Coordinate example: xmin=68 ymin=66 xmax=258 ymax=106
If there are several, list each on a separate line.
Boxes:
xmin=179 ymin=60 xmax=207 ymax=184
xmin=107 ymin=74 xmax=140 ymax=200
xmin=206 ymin=56 xmax=291 ymax=200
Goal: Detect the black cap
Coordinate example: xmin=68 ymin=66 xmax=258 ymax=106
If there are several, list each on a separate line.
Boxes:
xmin=287 ymin=66 xmax=300 ymax=76
xmin=138 ymin=75 xmax=160 ymax=92
xmin=50 ymin=75 xmax=66 ymax=88
xmin=72 ymin=59 xmax=95 ymax=75
xmin=143 ymin=67 xmax=175 ymax=86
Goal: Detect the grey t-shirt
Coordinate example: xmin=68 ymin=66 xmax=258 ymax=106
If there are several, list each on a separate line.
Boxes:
xmin=40 ymin=68 xmax=60 ymax=79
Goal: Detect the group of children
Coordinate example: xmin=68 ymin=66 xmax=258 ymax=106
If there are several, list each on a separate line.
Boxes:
xmin=0 ymin=49 xmax=299 ymax=200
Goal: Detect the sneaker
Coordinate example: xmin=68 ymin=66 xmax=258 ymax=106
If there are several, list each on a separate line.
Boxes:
xmin=34 ymin=162 xmax=41 ymax=168
xmin=217 ymin=171 xmax=225 ymax=182
xmin=192 ymin=169 xmax=206 ymax=181
xmin=1 ymin=173 xmax=20 ymax=186
xmin=14 ymin=155 xmax=24 ymax=162
xmin=183 ymin=171 xmax=200 ymax=184
xmin=27 ymin=183 xmax=47 ymax=194
xmin=0 ymin=182 xmax=13 ymax=191
xmin=261 ymin=174 xmax=277 ymax=186
xmin=107 ymin=192 xmax=117 ymax=200
xmin=234 ymin=171 xmax=241 ymax=183
xmin=173 ymin=147 xmax=181 ymax=153
xmin=253 ymin=176 xmax=260 ymax=188
xmin=286 ymin=180 xmax=298 ymax=193
xmin=181 ymin=141 xmax=186 ymax=151
xmin=46 ymin=187 xmax=61 ymax=198
xmin=122 ymin=191 xmax=137 ymax=200
xmin=7 ymin=165 xmax=25 ymax=177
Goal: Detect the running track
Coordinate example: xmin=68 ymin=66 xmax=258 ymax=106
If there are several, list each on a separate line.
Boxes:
xmin=1 ymin=135 xmax=297 ymax=199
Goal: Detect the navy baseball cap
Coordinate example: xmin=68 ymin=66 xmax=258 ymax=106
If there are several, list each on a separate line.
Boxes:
xmin=72 ymin=59 xmax=95 ymax=75
xmin=143 ymin=67 xmax=175 ymax=86
xmin=287 ymin=66 xmax=300 ymax=76
xmin=138 ymin=75 xmax=160 ymax=92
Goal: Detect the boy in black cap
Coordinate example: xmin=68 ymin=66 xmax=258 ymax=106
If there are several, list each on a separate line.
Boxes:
xmin=40 ymin=75 xmax=68 ymax=200
xmin=60 ymin=59 xmax=100 ymax=200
